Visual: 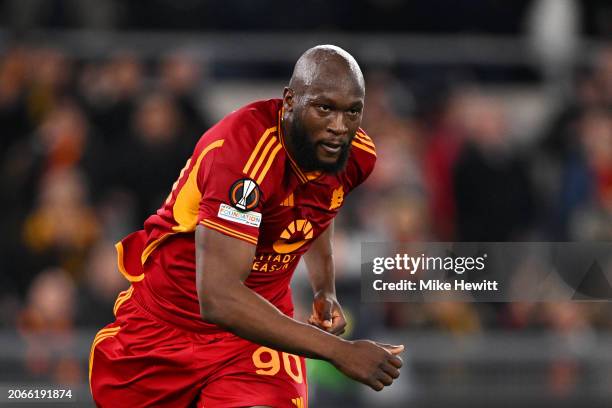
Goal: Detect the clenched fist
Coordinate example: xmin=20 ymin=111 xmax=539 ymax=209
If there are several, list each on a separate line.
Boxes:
xmin=330 ymin=339 xmax=404 ymax=391
xmin=308 ymin=292 xmax=347 ymax=335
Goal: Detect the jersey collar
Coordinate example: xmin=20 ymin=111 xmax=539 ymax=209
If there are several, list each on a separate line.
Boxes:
xmin=277 ymin=109 xmax=321 ymax=184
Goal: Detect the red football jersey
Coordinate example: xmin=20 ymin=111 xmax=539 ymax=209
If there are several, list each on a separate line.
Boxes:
xmin=115 ymin=99 xmax=376 ymax=333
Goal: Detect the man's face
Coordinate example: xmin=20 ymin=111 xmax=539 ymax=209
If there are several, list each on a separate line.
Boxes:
xmin=287 ymin=83 xmax=364 ymax=173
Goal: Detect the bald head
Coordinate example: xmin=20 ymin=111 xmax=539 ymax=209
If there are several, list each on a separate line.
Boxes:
xmin=288 ymin=45 xmax=364 ymax=97
xmin=282 ymin=45 xmax=366 ymax=174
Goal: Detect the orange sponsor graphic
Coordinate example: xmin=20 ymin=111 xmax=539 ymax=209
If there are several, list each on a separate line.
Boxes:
xmin=329 ymin=186 xmax=344 ymax=210
xmin=272 ymin=219 xmax=314 ymax=254
xmin=251 ymin=253 xmax=298 ymax=272
xmin=281 ymin=193 xmax=294 ymax=207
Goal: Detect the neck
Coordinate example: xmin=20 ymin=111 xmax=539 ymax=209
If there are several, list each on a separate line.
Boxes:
xmin=281 ymin=113 xmax=299 ymax=162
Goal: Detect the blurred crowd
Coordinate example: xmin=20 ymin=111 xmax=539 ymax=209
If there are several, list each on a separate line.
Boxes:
xmin=332 ymin=45 xmax=612 ymax=400
xmin=0 ymin=46 xmax=211 ymax=382
xmin=1 ymin=42 xmax=612 ymax=391
xmin=339 ymin=46 xmax=612 ymax=345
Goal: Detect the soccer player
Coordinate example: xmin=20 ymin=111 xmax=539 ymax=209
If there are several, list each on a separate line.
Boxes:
xmin=90 ymin=45 xmax=403 ymax=408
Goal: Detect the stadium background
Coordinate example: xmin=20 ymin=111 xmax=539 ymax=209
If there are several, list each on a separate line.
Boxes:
xmin=1 ymin=0 xmax=612 ymax=406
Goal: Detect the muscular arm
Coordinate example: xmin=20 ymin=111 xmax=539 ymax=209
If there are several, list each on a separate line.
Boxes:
xmin=195 ymin=224 xmax=344 ymax=360
xmin=196 ymin=224 xmax=403 ymax=390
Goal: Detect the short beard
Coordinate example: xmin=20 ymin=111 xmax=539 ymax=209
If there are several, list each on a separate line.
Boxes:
xmin=288 ymin=119 xmax=351 ymax=174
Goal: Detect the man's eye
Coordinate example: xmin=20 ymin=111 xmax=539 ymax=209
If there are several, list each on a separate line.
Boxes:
xmin=348 ymin=109 xmax=361 ymax=116
xmin=318 ymin=105 xmax=331 ymax=112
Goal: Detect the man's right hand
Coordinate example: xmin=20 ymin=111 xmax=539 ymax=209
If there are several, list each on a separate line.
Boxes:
xmin=330 ymin=340 xmax=404 ymax=391
xmin=197 ymin=227 xmax=404 ymax=391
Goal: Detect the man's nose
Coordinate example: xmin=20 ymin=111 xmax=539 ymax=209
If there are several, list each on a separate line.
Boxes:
xmin=327 ymin=112 xmax=348 ymax=136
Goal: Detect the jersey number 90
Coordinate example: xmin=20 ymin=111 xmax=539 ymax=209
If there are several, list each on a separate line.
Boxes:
xmin=252 ymin=346 xmax=304 ymax=383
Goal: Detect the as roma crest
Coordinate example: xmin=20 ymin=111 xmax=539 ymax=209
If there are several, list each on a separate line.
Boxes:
xmin=329 ymin=186 xmax=344 ymax=210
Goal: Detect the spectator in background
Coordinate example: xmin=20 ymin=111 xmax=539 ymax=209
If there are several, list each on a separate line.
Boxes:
xmin=78 ymin=53 xmax=143 ymax=148
xmin=76 ymin=241 xmax=129 ymax=327
xmin=381 ymin=192 xmax=431 ymax=243
xmin=25 ymin=49 xmax=74 ymax=126
xmin=423 ymin=88 xmax=470 ymax=240
xmin=377 ymin=193 xmax=482 ymax=333
xmin=2 ymin=101 xmax=103 ymax=294
xmin=355 ymin=72 xmax=424 ymax=235
xmin=18 ymin=267 xmax=76 ymax=333
xmin=2 ymin=100 xmax=106 ymax=215
xmin=114 ymin=91 xmax=195 ymax=223
xmin=159 ymin=51 xmax=210 ymax=134
xmin=0 ymin=48 xmax=35 ymax=296
xmin=17 ymin=267 xmax=82 ymax=385
xmin=592 ymin=46 xmax=612 ymax=106
xmin=558 ymin=107 xmax=612 ymax=240
xmin=453 ymin=93 xmax=534 ymax=241
xmin=0 ymin=46 xmax=30 ymax=161
xmin=537 ymin=45 xmax=612 ymax=239
xmin=540 ymin=45 xmax=612 ymax=165
xmin=21 ymin=169 xmax=100 ymax=283
xmin=361 ymin=72 xmax=420 ymax=181
xmin=0 ymin=49 xmax=79 ymax=232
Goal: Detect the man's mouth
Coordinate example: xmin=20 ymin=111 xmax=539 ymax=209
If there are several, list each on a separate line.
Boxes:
xmin=319 ymin=141 xmax=343 ymax=155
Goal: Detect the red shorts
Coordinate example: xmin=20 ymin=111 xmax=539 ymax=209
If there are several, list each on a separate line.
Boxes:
xmin=89 ymin=290 xmax=308 ymax=408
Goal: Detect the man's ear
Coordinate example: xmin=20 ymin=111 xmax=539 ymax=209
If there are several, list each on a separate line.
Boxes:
xmin=283 ymin=87 xmax=294 ymax=112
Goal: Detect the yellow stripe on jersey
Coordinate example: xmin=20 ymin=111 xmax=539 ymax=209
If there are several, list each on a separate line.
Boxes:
xmin=165 ymin=158 xmax=191 ymax=205
xmin=115 ymin=242 xmax=144 ymax=282
xmin=256 ymin=143 xmax=283 ymax=184
xmin=243 ymin=127 xmax=277 ymax=175
xmin=356 ymin=130 xmax=372 ymax=139
xmin=113 ymin=285 xmax=134 ymax=316
xmin=355 ymin=132 xmax=375 ymax=147
xmin=89 ymin=326 xmax=121 ymax=391
xmin=291 ymin=397 xmax=305 ymax=408
xmin=92 ymin=326 xmax=121 ymax=341
xmin=172 ymin=139 xmax=225 ymax=233
xmin=249 ymin=136 xmax=278 ymax=180
xmin=351 ymin=139 xmax=377 ymax=156
xmin=200 ymin=219 xmax=258 ymax=245
xmin=141 ymin=233 xmax=172 ymax=265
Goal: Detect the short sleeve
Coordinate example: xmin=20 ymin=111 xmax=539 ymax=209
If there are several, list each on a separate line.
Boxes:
xmin=197 ymin=144 xmax=263 ymax=246
xmin=345 ymin=129 xmax=377 ymax=191
xmin=195 ymin=110 xmax=279 ymax=246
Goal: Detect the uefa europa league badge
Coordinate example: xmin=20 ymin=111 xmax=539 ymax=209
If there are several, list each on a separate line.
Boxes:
xmin=229 ymin=178 xmax=261 ymax=212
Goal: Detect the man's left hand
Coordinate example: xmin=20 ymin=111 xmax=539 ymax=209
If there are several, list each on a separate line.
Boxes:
xmin=308 ymin=292 xmax=346 ymax=335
